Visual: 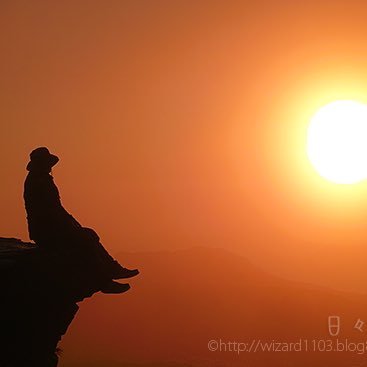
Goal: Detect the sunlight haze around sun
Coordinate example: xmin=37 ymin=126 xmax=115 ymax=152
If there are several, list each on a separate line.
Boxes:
xmin=307 ymin=100 xmax=367 ymax=184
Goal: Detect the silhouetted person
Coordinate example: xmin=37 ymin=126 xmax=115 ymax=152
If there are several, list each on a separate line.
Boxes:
xmin=24 ymin=147 xmax=139 ymax=294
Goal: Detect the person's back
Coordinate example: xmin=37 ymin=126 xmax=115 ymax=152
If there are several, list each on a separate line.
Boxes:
xmin=24 ymin=168 xmax=81 ymax=245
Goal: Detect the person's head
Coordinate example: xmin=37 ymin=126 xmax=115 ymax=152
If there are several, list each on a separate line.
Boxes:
xmin=26 ymin=147 xmax=59 ymax=173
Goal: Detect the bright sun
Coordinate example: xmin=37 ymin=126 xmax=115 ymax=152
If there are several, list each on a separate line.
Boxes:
xmin=307 ymin=100 xmax=367 ymax=184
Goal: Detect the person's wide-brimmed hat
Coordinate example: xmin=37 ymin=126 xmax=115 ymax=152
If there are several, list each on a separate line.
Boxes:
xmin=26 ymin=147 xmax=59 ymax=171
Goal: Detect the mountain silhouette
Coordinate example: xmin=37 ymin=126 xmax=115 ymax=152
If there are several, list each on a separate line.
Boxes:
xmin=60 ymin=247 xmax=367 ymax=367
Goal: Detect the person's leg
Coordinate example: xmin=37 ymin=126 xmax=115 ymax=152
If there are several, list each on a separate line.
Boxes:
xmin=80 ymin=228 xmax=139 ymax=279
xmin=33 ymin=232 xmax=131 ymax=295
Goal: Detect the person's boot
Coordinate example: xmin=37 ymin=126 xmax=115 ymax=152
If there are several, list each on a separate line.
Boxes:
xmin=111 ymin=262 xmax=140 ymax=279
xmin=101 ymin=281 xmax=130 ymax=294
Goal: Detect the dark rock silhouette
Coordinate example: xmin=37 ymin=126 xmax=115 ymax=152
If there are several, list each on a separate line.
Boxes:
xmin=0 ymin=237 xmax=98 ymax=367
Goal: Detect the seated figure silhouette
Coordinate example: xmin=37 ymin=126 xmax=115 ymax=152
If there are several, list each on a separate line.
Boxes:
xmin=24 ymin=147 xmax=139 ymax=294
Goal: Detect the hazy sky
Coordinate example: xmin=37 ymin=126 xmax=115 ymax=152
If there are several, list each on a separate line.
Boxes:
xmin=3 ymin=1 xmax=367 ymax=289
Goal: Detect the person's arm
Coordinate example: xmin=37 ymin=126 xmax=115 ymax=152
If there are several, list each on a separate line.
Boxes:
xmin=40 ymin=176 xmax=83 ymax=234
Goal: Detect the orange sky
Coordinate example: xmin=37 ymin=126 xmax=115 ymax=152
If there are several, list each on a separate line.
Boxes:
xmin=3 ymin=1 xmax=367 ymax=290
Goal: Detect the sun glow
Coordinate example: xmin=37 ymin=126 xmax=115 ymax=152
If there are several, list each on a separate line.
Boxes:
xmin=307 ymin=100 xmax=367 ymax=184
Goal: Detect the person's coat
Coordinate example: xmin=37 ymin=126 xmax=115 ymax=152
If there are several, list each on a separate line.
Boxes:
xmin=24 ymin=171 xmax=82 ymax=243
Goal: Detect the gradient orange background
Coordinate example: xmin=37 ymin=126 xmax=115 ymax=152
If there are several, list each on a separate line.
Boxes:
xmin=2 ymin=0 xmax=367 ymax=293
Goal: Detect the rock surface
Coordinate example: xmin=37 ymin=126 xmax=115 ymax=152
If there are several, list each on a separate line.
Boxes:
xmin=0 ymin=237 xmax=99 ymax=367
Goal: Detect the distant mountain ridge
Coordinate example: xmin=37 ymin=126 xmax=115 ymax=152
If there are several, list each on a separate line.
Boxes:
xmin=60 ymin=246 xmax=367 ymax=367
